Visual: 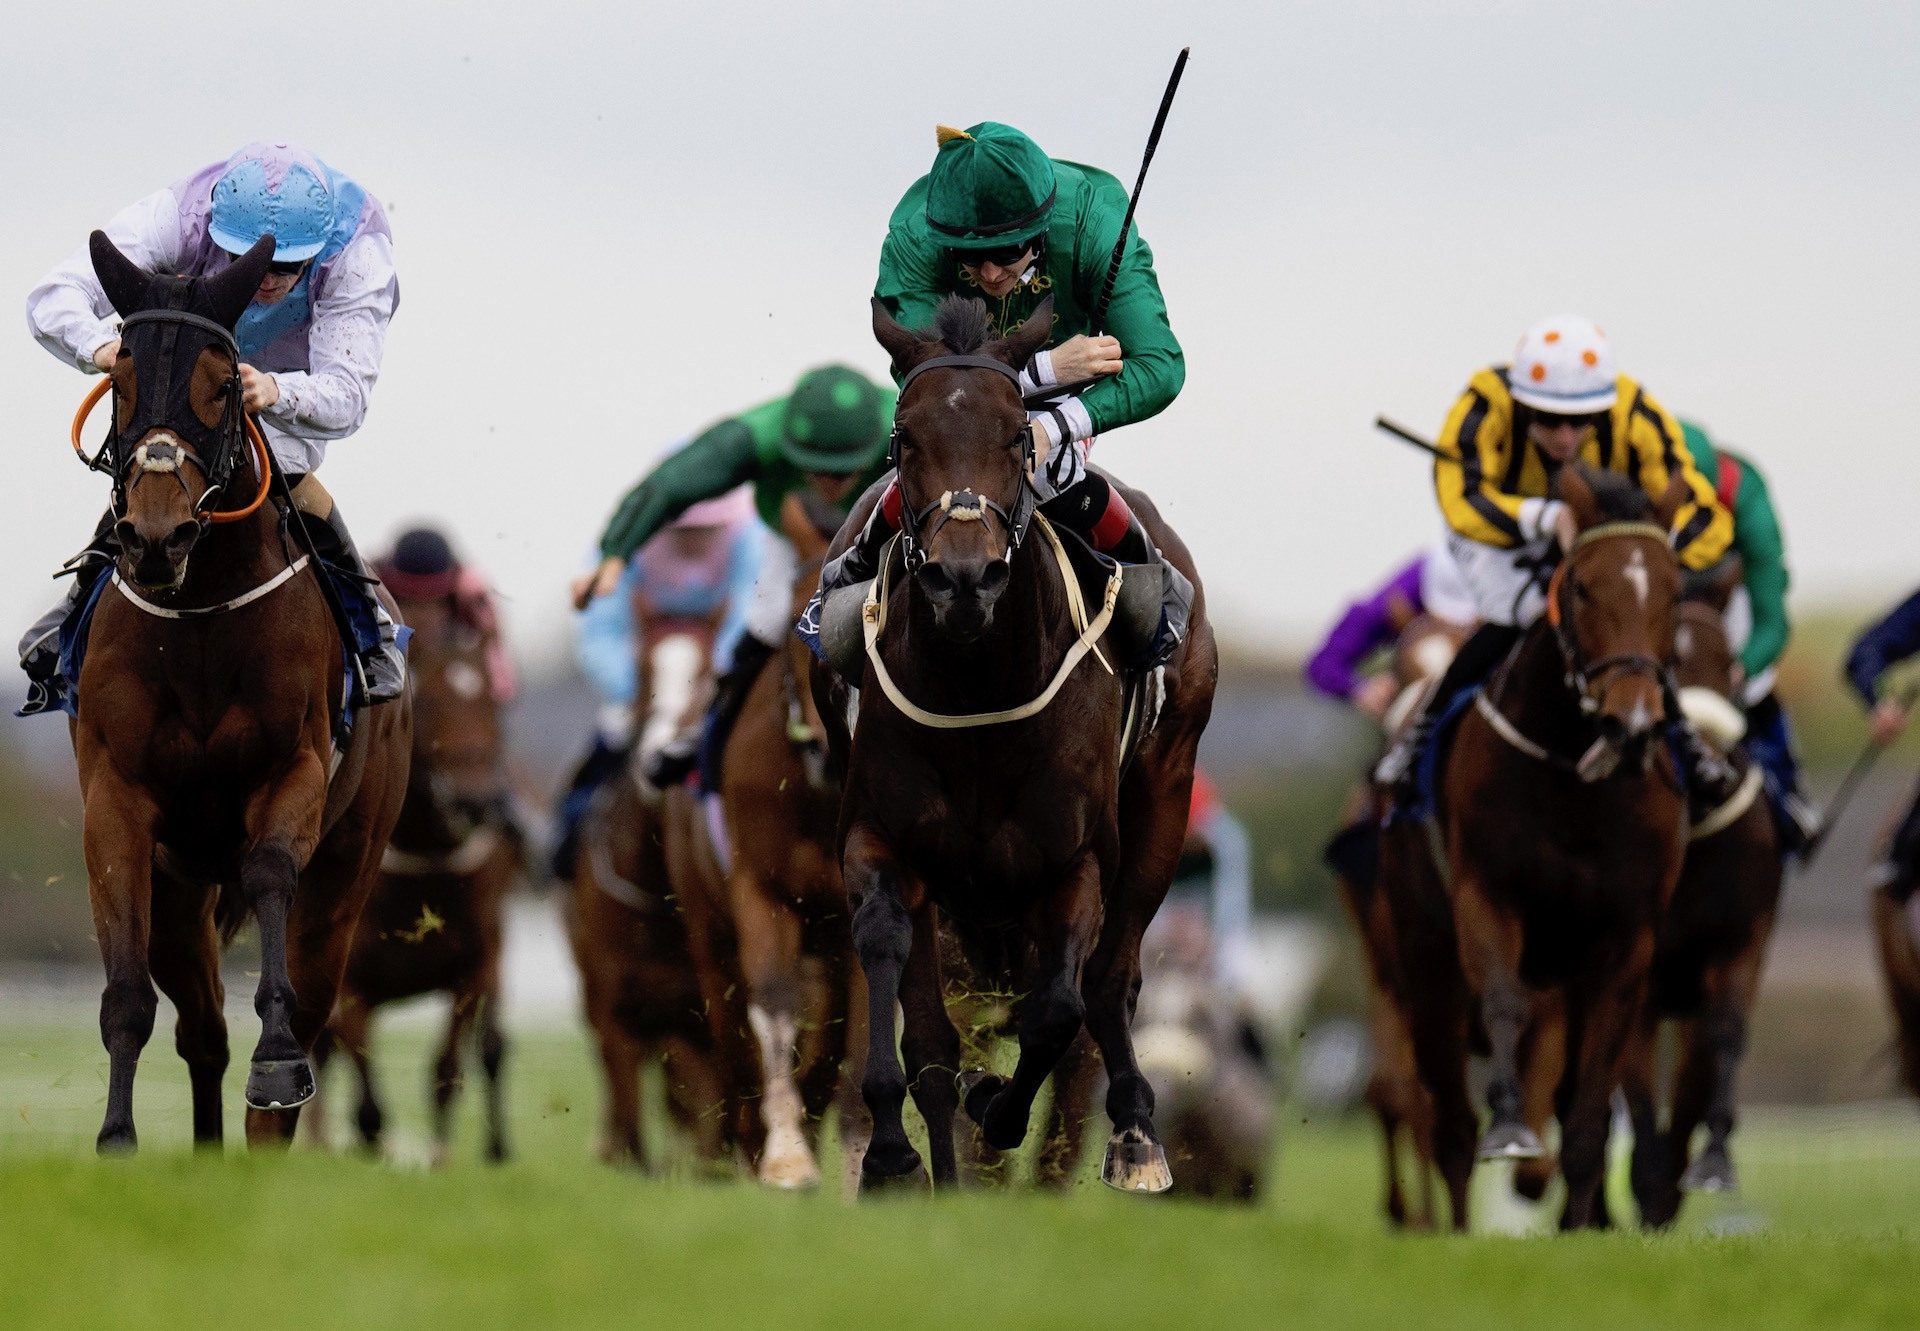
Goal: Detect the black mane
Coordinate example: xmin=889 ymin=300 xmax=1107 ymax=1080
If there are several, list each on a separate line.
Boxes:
xmin=930 ymin=295 xmax=993 ymax=353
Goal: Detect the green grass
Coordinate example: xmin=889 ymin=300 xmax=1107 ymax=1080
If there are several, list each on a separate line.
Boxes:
xmin=2 ymin=1015 xmax=1917 ymax=1329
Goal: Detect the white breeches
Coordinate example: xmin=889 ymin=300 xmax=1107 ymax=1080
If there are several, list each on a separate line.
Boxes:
xmin=1447 ymin=530 xmax=1553 ymax=628
xmin=744 ymin=531 xmax=799 ymax=645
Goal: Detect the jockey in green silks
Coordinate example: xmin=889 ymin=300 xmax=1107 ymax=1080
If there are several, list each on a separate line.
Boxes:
xmin=814 ymin=121 xmax=1191 ymax=669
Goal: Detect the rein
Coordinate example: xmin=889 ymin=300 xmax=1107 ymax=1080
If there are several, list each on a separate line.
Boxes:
xmin=862 ymin=514 xmax=1119 ymax=729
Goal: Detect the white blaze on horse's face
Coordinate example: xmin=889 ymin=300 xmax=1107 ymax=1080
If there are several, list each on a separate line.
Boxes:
xmin=1623 ymin=548 xmax=1650 ymax=609
xmin=641 ymin=632 xmax=705 ymax=762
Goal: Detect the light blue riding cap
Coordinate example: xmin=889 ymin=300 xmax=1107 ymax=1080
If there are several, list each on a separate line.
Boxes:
xmin=208 ymin=143 xmax=338 ymax=262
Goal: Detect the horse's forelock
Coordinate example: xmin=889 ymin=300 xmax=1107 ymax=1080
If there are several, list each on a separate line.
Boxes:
xmin=930 ymin=295 xmax=993 ymax=354
xmin=1574 ymin=464 xmax=1655 ymax=524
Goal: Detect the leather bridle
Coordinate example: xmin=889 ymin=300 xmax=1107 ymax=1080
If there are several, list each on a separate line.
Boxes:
xmin=888 ymin=354 xmax=1039 ymax=574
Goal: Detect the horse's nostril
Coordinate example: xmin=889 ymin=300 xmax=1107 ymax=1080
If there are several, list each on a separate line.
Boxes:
xmin=165 ymin=522 xmax=199 ymax=554
xmin=916 ymin=562 xmax=956 ymax=598
xmin=114 ymin=521 xmax=141 ymax=556
xmin=977 ymin=559 xmax=1011 ymax=597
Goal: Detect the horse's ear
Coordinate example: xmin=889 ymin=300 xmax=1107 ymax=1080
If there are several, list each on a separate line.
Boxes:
xmin=202 ymin=234 xmax=277 ymax=330
xmin=89 ymin=231 xmax=151 ymax=318
xmin=872 ymin=297 xmax=925 ymax=377
xmin=1652 ymin=473 xmax=1691 ymax=529
xmin=998 ymin=294 xmax=1054 ymax=372
xmin=779 ymin=491 xmax=833 ymax=562
xmin=1554 ymin=462 xmax=1599 ymax=529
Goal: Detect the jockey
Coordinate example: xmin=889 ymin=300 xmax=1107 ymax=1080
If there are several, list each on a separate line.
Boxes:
xmin=373 ymin=527 xmax=518 ymax=705
xmin=21 ymin=141 xmax=405 ymax=713
xmin=573 ymin=366 xmax=893 ymax=790
xmin=1304 ymin=544 xmax=1477 ymax=721
xmin=816 ymin=121 xmax=1190 ymax=664
xmin=1679 ymin=421 xmax=1820 ymax=851
xmin=1374 ymin=315 xmax=1738 ymax=812
xmin=550 ymin=489 xmax=759 ymax=881
xmin=1845 ymin=589 xmax=1920 ymax=900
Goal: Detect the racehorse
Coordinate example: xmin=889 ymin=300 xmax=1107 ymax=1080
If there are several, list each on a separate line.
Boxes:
xmin=1328 ymin=612 xmax=1468 ymax=1228
xmin=829 ymin=295 xmax=1217 ymax=1193
xmin=1618 ymin=562 xmax=1781 ymax=1223
xmin=570 ymin=610 xmax=740 ymax=1170
xmin=1383 ymin=464 xmax=1691 ymax=1230
xmin=675 ymin=492 xmax=856 ymax=1189
xmin=312 ymin=582 xmax=519 ymax=1163
xmin=1870 ymin=845 xmax=1920 ymax=1107
xmin=73 ymin=233 xmax=409 ymax=1151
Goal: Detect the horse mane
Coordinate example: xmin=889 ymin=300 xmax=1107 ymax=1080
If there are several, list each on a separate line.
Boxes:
xmin=930 ymin=295 xmax=993 ymax=353
xmin=1570 ymin=463 xmax=1656 ymax=523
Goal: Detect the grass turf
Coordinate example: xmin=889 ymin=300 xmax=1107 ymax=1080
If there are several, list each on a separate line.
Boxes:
xmin=1 ymin=1014 xmax=1917 ymax=1329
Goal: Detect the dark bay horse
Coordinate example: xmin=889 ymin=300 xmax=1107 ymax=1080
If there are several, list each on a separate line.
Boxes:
xmin=73 ymin=233 xmax=409 ymax=1151
xmin=570 ymin=610 xmax=739 ymax=1170
xmin=313 ymin=579 xmax=520 ymax=1163
xmin=830 ymin=295 xmax=1216 ymax=1193
xmin=1387 ymin=464 xmax=1691 ymax=1229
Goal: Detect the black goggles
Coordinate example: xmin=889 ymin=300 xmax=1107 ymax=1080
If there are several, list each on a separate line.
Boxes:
xmin=959 ymin=242 xmax=1037 ymax=269
xmin=222 ymin=247 xmax=309 ymax=278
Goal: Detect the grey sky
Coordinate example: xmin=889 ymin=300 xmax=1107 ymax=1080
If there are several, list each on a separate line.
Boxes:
xmin=2 ymin=0 xmax=1914 ymax=673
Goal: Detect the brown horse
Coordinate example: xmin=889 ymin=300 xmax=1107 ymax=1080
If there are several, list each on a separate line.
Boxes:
xmin=570 ymin=611 xmax=740 ymax=1170
xmin=1870 ymin=839 xmax=1920 ymax=1105
xmin=673 ymin=493 xmax=855 ymax=1188
xmin=1615 ymin=566 xmax=1783 ymax=1223
xmin=1386 ymin=465 xmax=1691 ymax=1230
xmin=829 ymin=296 xmax=1216 ymax=1194
xmin=73 ymin=233 xmax=409 ymax=1151
xmin=1328 ymin=612 xmax=1468 ymax=1228
xmin=312 ymin=579 xmax=520 ymax=1163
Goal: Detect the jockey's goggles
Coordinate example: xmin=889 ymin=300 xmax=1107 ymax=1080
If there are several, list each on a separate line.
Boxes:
xmin=223 ymin=247 xmax=308 ymax=277
xmin=958 ymin=241 xmax=1039 ymax=269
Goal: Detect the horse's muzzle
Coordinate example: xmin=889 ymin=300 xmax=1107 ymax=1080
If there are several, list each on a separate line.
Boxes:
xmin=916 ymin=556 xmax=1010 ymax=642
xmin=116 ymin=518 xmax=200 ymax=592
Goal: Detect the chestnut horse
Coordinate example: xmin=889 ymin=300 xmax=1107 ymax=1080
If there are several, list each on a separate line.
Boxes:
xmin=830 ymin=296 xmax=1216 ymax=1193
xmin=570 ymin=611 xmax=740 ymax=1170
xmin=1381 ymin=465 xmax=1692 ymax=1229
xmin=313 ymin=584 xmax=520 ymax=1163
xmin=672 ymin=493 xmax=854 ymax=1189
xmin=73 ymin=233 xmax=409 ymax=1151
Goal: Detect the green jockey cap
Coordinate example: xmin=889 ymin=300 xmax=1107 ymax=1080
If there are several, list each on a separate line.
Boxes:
xmin=924 ymin=122 xmax=1057 ymax=252
xmin=780 ymin=365 xmax=891 ymax=473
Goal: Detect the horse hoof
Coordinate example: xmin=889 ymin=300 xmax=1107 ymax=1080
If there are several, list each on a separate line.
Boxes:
xmin=1681 ymin=1150 xmax=1737 ymax=1194
xmin=1477 ymin=1122 xmax=1545 ymax=1162
xmin=957 ymin=1069 xmax=1006 ymax=1129
xmin=1101 ymin=1131 xmax=1173 ymax=1194
xmin=245 ymin=1057 xmax=316 ymax=1111
xmin=758 ymin=1150 xmax=822 ymax=1191
xmin=860 ymin=1152 xmax=930 ymax=1196
xmin=95 ymin=1129 xmax=138 ymax=1157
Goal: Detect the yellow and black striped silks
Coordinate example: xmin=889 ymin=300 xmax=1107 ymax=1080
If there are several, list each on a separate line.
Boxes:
xmin=1432 ymin=367 xmax=1732 ymax=571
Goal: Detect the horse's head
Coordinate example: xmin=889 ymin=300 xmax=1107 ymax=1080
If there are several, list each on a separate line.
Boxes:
xmin=1549 ymin=464 xmax=1689 ymax=752
xmin=89 ymin=230 xmax=276 ymax=591
xmin=871 ymin=293 xmax=1053 ymax=643
xmin=781 ymin=490 xmax=843 ymax=778
xmin=1674 ymin=556 xmax=1745 ymax=699
xmin=400 ymin=598 xmax=504 ymax=807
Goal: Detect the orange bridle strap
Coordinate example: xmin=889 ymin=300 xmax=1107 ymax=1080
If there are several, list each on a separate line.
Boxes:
xmin=70 ymin=380 xmax=272 ymax=524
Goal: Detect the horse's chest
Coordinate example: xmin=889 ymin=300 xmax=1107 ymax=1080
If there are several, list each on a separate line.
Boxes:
xmin=892 ymin=764 xmax=1095 ymax=917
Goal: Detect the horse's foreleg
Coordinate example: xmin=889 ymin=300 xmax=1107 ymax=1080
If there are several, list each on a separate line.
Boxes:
xmin=1513 ymin=992 xmax=1567 ymax=1203
xmin=430 ymin=991 xmax=478 ymax=1168
xmin=732 ymin=875 xmax=818 ymax=1190
xmin=1454 ymin=878 xmax=1540 ymax=1161
xmin=1559 ymin=946 xmax=1653 ymax=1230
xmin=148 ymin=877 xmax=229 ymax=1150
xmin=846 ymin=825 xmax=926 ymax=1191
xmin=898 ymin=897 xmax=962 ymax=1186
xmin=1623 ymin=1006 xmax=1678 ymax=1228
xmin=81 ymin=776 xmax=160 ymax=1155
xmin=1680 ymin=951 xmax=1761 ymax=1197
xmin=963 ymin=855 xmax=1099 ymax=1156
xmin=477 ymin=983 xmax=510 ymax=1164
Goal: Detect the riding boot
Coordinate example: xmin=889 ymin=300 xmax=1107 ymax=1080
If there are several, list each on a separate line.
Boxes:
xmin=1665 ymin=681 xmax=1743 ymax=822
xmin=1744 ymin=691 xmax=1823 ymax=854
xmin=816 ymin=483 xmax=900 ymax=596
xmin=549 ymin=733 xmax=634 ymax=882
xmin=1374 ymin=621 xmax=1522 ymax=797
xmin=17 ymin=511 xmax=119 ymax=717
xmin=1869 ymin=788 xmax=1920 ymax=903
xmin=643 ymin=633 xmax=776 ymax=793
xmin=1040 ymin=475 xmax=1193 ymax=670
xmin=304 ymin=503 xmax=407 ymax=705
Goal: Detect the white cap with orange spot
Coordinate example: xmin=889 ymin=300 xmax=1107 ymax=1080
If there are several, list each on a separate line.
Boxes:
xmin=1509 ymin=314 xmax=1618 ymax=415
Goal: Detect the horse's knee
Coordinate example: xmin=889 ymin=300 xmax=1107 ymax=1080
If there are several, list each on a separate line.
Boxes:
xmin=1025 ymin=981 xmax=1085 ymax=1054
xmin=100 ymin=979 xmax=158 ymax=1053
xmin=851 ymin=890 xmax=911 ymax=971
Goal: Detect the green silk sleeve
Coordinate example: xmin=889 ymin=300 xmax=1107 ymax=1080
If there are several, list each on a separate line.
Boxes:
xmin=1733 ymin=462 xmax=1791 ymax=678
xmin=597 ymin=420 xmax=759 ymax=561
xmin=1076 ymin=223 xmax=1184 ymax=434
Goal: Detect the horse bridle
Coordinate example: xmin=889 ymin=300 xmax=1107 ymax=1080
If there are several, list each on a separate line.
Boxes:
xmin=1545 ymin=521 xmax=1677 ymax=715
xmin=96 ymin=307 xmax=250 ymax=524
xmin=889 ymin=354 xmax=1039 ymax=574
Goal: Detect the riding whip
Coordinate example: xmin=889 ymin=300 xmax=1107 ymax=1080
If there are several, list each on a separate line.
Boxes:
xmin=1802 ymin=679 xmax=1920 ymax=867
xmin=1024 ymin=47 xmax=1191 ymax=407
xmin=1374 ymin=415 xmax=1458 ymax=464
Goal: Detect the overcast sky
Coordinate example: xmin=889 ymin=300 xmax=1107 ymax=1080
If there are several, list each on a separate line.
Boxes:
xmin=3 ymin=0 xmax=1915 ymax=674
